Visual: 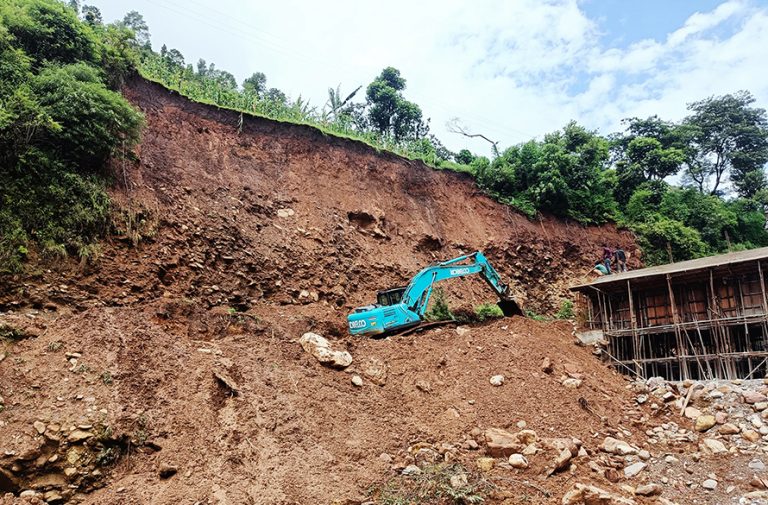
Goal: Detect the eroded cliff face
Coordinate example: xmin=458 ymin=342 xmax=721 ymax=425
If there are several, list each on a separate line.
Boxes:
xmin=0 ymin=77 xmax=656 ymax=505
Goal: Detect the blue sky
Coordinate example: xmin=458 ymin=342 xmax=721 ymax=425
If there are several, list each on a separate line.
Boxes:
xmin=88 ymin=0 xmax=768 ymax=157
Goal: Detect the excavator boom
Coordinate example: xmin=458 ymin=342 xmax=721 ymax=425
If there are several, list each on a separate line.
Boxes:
xmin=348 ymin=251 xmax=520 ymax=337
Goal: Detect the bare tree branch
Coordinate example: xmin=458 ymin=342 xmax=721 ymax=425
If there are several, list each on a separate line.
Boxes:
xmin=447 ymin=118 xmax=500 ymax=158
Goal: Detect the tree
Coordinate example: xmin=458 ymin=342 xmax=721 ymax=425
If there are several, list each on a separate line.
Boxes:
xmin=67 ymin=0 xmax=79 ymax=13
xmin=120 ymin=10 xmax=150 ymax=47
xmin=265 ymin=87 xmax=286 ymax=104
xmin=0 ymin=0 xmax=98 ymax=66
xmin=32 ymin=63 xmax=143 ymax=168
xmin=81 ymin=4 xmax=101 ymax=25
xmin=682 ymin=91 xmax=768 ymax=196
xmin=455 ymin=149 xmax=475 ymax=165
xmin=611 ymin=116 xmax=687 ymax=204
xmin=365 ymin=67 xmax=427 ymax=141
xmin=242 ymin=72 xmax=266 ymax=96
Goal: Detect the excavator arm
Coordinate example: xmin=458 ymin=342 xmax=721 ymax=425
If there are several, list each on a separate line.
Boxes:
xmin=401 ymin=251 xmax=512 ymax=316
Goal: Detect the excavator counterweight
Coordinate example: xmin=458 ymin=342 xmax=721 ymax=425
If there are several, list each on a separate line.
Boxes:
xmin=347 ymin=251 xmax=521 ymax=337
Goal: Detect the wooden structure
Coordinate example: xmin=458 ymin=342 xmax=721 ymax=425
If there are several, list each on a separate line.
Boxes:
xmin=570 ymin=247 xmax=768 ymax=381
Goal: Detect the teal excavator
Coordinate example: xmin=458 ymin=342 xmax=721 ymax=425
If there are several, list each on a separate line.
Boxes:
xmin=347 ymin=251 xmax=521 ymax=337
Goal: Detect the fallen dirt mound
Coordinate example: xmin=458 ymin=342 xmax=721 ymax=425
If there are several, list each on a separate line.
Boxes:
xmin=0 ymin=308 xmax=644 ymax=504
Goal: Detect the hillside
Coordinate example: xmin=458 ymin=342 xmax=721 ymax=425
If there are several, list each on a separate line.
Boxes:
xmin=1 ymin=77 xmax=753 ymax=505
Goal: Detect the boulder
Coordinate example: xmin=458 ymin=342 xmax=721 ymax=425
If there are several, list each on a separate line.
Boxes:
xmin=600 ymin=436 xmax=638 ymax=456
xmin=509 ymin=454 xmax=528 ymax=469
xmin=489 ymin=375 xmax=505 ymax=386
xmin=695 ymin=415 xmax=716 ymax=432
xmin=623 ymin=462 xmax=646 ymax=478
xmin=561 ymin=483 xmax=636 ymax=505
xmin=484 ymin=428 xmax=522 ymax=456
xmin=299 ymin=332 xmax=352 ymax=369
xmin=719 ymin=423 xmax=740 ymax=435
xmin=635 ymin=484 xmax=662 ymax=496
xmin=744 ymin=391 xmax=768 ymax=404
xmin=743 ymin=430 xmax=762 ymax=443
xmin=700 ymin=438 xmax=727 ymax=454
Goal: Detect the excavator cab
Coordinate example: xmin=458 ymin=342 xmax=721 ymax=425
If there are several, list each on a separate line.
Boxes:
xmin=376 ymin=287 xmax=406 ymax=307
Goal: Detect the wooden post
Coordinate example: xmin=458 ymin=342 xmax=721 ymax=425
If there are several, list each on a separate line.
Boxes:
xmin=627 ymin=280 xmax=641 ymax=377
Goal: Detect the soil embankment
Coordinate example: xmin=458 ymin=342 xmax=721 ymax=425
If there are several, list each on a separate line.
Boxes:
xmin=0 ymin=77 xmax=711 ymax=505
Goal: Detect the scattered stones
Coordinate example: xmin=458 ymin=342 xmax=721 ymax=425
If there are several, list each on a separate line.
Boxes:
xmin=66 ymin=429 xmax=92 ymax=443
xmin=351 ymin=375 xmax=363 ymax=387
xmin=623 ymin=462 xmax=647 ymax=478
xmin=276 ymin=208 xmax=295 ymax=218
xmin=744 ymin=430 xmax=762 ymax=443
xmin=33 ymin=421 xmax=46 ymax=434
xmin=158 ymin=464 xmax=178 ymax=479
xmin=401 ymin=465 xmax=421 ymax=476
xmin=702 ymin=478 xmax=718 ymax=490
xmin=750 ymin=459 xmax=766 ymax=471
xmin=508 ymin=453 xmax=528 ymax=469
xmin=684 ymin=406 xmax=702 ymax=419
xmin=701 ymin=438 xmax=727 ymax=454
xmin=635 ymin=483 xmax=662 ymax=496
xmin=455 ymin=326 xmax=470 ymax=336
xmin=489 ymin=375 xmax=504 ymax=386
xmin=744 ymin=391 xmax=768 ymax=404
xmin=562 ymin=378 xmax=582 ymax=389
xmin=601 ymin=436 xmax=638 ymax=456
xmin=695 ymin=415 xmax=716 ymax=432
xmin=562 ymin=483 xmax=636 ymax=505
xmin=475 ymin=457 xmax=495 ymax=472
xmin=298 ymin=332 xmax=352 ymax=369
xmin=541 ymin=357 xmax=553 ymax=374
xmin=720 ymin=423 xmax=740 ymax=435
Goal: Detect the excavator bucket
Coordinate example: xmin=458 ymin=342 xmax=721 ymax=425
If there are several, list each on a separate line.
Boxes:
xmin=497 ymin=298 xmax=523 ymax=317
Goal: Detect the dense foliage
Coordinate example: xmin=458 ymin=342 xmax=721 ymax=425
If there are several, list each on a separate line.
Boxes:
xmin=0 ymin=0 xmax=143 ymax=272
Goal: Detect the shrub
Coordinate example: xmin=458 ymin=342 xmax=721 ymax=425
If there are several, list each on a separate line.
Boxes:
xmin=474 ymin=303 xmax=504 ymax=321
xmin=555 ymin=299 xmax=574 ymax=319
xmin=426 ymin=287 xmax=453 ymax=322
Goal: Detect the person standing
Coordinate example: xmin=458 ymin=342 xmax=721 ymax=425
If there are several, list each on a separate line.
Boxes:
xmin=614 ymin=245 xmax=628 ymax=272
xmin=602 ymin=245 xmax=613 ymax=274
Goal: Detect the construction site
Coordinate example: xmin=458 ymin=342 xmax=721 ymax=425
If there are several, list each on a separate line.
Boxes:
xmin=572 ymin=248 xmax=768 ymax=382
xmin=3 ymin=77 xmax=768 ymax=505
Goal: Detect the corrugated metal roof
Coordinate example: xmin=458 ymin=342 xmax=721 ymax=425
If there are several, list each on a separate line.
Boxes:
xmin=570 ymin=246 xmax=768 ymax=291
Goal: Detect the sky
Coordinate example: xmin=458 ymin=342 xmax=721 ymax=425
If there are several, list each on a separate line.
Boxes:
xmin=89 ymin=0 xmax=768 ymax=157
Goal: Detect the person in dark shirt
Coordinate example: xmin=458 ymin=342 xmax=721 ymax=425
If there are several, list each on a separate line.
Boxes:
xmin=602 ymin=245 xmax=613 ymax=274
xmin=614 ymin=245 xmax=628 ymax=272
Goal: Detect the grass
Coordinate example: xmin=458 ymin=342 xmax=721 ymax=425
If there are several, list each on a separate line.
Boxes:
xmin=474 ymin=303 xmax=504 ymax=321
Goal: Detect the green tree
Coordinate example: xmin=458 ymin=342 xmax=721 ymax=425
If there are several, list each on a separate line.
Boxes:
xmin=611 ymin=116 xmax=687 ymax=204
xmin=366 ymin=67 xmax=427 ymax=141
xmin=120 ymin=10 xmax=150 ymax=48
xmin=682 ymin=91 xmax=768 ymax=196
xmin=81 ymin=4 xmax=101 ymax=26
xmin=32 ymin=63 xmax=143 ymax=168
xmin=455 ymin=149 xmax=475 ymax=165
xmin=631 ymin=216 xmax=708 ymax=265
xmin=0 ymin=0 xmax=98 ymax=67
xmin=243 ymin=71 xmax=266 ymax=96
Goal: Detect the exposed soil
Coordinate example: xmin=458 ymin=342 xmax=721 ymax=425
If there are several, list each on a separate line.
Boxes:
xmin=1 ymin=77 xmax=743 ymax=504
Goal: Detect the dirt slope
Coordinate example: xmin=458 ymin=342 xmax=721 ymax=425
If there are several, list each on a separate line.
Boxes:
xmin=0 ymin=77 xmax=665 ymax=504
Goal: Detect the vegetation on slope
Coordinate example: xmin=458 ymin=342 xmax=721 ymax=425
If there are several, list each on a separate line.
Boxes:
xmin=0 ymin=0 xmax=143 ymax=272
xmin=2 ymin=1 xmax=768 ymax=272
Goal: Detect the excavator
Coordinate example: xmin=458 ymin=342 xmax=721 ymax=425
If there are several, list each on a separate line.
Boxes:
xmin=347 ymin=251 xmax=521 ymax=337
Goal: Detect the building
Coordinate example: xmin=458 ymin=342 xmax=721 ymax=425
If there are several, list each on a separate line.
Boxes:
xmin=570 ymin=247 xmax=768 ymax=381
